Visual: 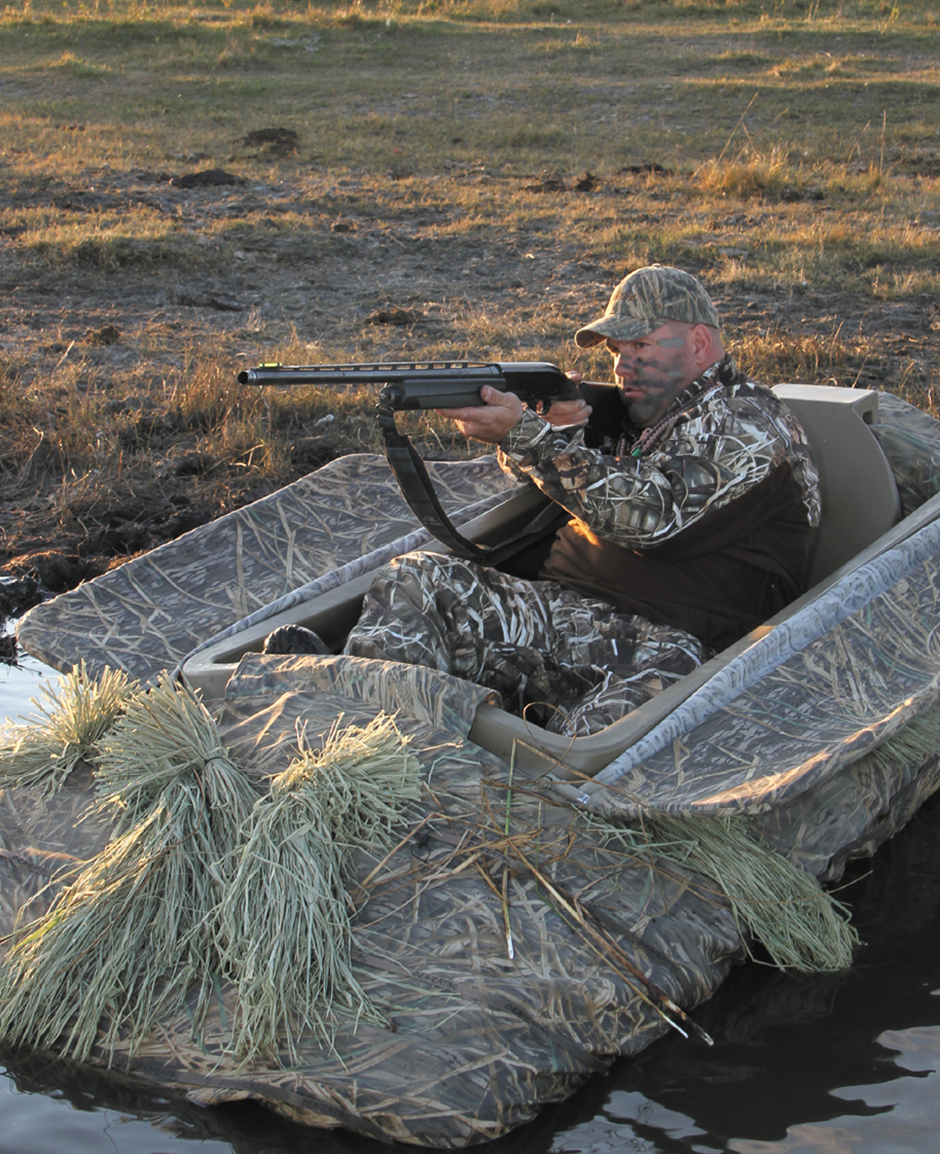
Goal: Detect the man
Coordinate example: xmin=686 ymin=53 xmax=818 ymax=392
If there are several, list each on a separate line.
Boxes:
xmin=327 ymin=266 xmax=820 ymax=736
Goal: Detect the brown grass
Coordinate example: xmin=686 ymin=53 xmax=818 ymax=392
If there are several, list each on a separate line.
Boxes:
xmin=1 ymin=0 xmax=938 ymax=585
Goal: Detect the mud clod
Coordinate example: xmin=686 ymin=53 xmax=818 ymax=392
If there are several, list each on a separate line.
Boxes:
xmin=170 ymin=169 xmax=244 ymax=188
xmin=240 ymin=128 xmax=300 ymax=156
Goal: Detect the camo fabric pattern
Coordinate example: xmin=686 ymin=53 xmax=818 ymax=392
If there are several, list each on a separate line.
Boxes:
xmin=16 ymin=454 xmax=518 ymax=681
xmin=574 ymin=264 xmax=721 ymax=348
xmin=6 ymin=392 xmax=940 ymax=1148
xmin=871 ymin=390 xmax=940 ymax=515
xmin=344 ymin=551 xmax=706 ymax=736
xmin=499 ymin=357 xmax=821 ymax=547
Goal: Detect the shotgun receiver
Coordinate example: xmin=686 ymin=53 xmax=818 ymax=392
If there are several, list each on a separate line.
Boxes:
xmin=237 ymin=360 xmax=585 ymax=410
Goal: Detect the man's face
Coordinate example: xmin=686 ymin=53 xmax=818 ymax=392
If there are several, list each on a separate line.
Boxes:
xmin=606 ymin=322 xmax=698 ymax=428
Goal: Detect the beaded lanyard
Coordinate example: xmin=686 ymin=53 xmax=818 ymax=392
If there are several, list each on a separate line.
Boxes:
xmin=626 ymin=383 xmax=725 ymax=458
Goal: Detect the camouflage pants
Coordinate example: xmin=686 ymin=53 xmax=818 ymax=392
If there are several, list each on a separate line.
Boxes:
xmin=344 ymin=551 xmax=707 ymax=737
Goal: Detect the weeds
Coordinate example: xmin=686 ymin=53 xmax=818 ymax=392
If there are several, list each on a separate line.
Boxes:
xmin=694 ymin=146 xmax=791 ymax=200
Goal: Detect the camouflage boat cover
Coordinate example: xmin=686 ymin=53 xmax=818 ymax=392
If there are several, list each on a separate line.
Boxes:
xmin=872 ymin=390 xmax=940 ymax=514
xmin=4 ymin=392 xmax=940 ymax=1145
xmin=15 ymin=454 xmax=519 ymax=681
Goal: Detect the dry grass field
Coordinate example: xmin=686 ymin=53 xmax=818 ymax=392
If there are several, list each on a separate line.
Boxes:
xmin=1 ymin=0 xmax=939 ymax=621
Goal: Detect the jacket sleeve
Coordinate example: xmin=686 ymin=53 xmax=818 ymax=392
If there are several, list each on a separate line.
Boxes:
xmin=497 ymin=401 xmax=792 ymax=549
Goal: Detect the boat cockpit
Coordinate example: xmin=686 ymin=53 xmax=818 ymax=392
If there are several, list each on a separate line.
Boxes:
xmin=181 ymin=385 xmax=907 ymax=778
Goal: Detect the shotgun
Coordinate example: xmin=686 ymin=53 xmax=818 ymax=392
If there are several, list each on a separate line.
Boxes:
xmin=237 ymin=360 xmax=588 ymax=411
xmin=237 ymin=359 xmax=622 ymax=561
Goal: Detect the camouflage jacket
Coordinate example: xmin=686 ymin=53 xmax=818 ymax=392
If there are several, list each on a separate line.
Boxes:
xmin=497 ymin=357 xmax=822 ymax=650
xmin=497 ymin=356 xmax=821 ymax=549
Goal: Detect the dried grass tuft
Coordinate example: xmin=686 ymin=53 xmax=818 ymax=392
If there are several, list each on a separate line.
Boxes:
xmin=694 ymin=145 xmax=791 ymax=200
xmin=0 ymin=689 xmax=423 ymax=1066
xmin=647 ymin=814 xmax=857 ymax=971
xmin=221 ymin=712 xmax=422 ymax=1065
xmin=0 ymin=676 xmax=260 ymax=1061
xmin=594 ymin=812 xmax=858 ymax=973
xmin=0 ymin=662 xmax=138 ymax=795
xmin=94 ymin=674 xmax=258 ymax=835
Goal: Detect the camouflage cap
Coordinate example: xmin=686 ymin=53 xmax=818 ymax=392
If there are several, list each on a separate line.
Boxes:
xmin=574 ymin=265 xmax=721 ymax=348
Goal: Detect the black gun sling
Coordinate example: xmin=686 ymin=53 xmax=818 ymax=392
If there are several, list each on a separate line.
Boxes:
xmin=376 ymin=404 xmax=564 ymax=565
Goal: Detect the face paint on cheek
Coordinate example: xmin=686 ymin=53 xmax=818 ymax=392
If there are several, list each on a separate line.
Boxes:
xmin=619 ymin=344 xmax=695 ymax=427
xmin=632 ymin=357 xmax=685 ymax=387
xmin=663 ymin=365 xmax=688 ymax=385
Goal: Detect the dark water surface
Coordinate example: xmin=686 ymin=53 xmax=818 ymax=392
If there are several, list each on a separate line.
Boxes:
xmin=2 ymin=655 xmax=939 ymax=1154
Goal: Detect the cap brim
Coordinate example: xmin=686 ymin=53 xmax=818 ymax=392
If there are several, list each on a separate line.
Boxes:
xmin=574 ymin=326 xmax=607 ymax=349
xmin=574 ymin=315 xmax=660 ymax=349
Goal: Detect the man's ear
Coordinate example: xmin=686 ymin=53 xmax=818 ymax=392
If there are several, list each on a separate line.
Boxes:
xmin=690 ymin=323 xmax=719 ymax=369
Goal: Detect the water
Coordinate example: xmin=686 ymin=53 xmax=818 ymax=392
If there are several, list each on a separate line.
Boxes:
xmin=0 ymin=650 xmax=48 ymax=726
xmin=2 ymin=652 xmax=940 ymax=1154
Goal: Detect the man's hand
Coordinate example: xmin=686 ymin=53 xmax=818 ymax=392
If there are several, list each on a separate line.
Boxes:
xmin=541 ymin=397 xmax=592 ymax=428
xmin=436 ymin=385 xmax=524 ymax=443
xmin=537 ymin=372 xmax=591 ymax=427
xmin=436 ymin=375 xmax=592 ymax=443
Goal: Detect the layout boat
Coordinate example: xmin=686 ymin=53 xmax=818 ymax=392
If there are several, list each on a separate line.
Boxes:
xmin=5 ymin=384 xmax=940 ymax=1147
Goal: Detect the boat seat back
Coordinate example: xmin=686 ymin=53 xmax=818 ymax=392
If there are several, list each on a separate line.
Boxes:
xmin=773 ymin=384 xmax=900 ymax=585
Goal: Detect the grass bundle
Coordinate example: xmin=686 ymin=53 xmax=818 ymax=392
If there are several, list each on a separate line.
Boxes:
xmin=633 ymin=813 xmax=858 ymax=972
xmin=220 ymin=712 xmax=422 ymax=1066
xmin=94 ymin=676 xmax=258 ymax=838
xmin=852 ymin=704 xmax=940 ymax=778
xmin=621 ymin=706 xmax=940 ymax=972
xmin=0 ymin=662 xmax=138 ymax=795
xmin=0 ymin=676 xmax=259 ymax=1061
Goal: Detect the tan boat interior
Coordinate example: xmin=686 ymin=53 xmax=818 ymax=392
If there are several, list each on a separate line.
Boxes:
xmin=183 ymin=385 xmax=914 ymax=778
